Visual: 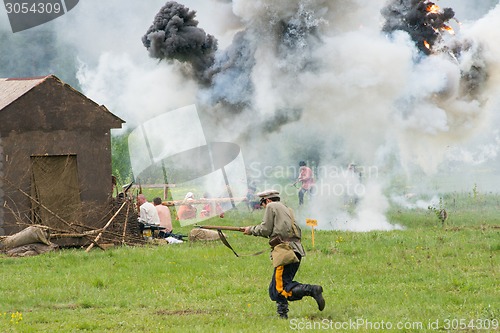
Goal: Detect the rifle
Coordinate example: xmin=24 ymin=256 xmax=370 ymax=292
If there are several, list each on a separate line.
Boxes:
xmin=195 ymin=225 xmax=246 ymax=257
xmin=196 ymin=225 xmax=245 ymax=232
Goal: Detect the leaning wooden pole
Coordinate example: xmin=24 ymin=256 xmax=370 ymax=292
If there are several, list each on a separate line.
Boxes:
xmin=86 ymin=201 xmax=127 ymax=253
xmin=121 ymin=201 xmax=130 ymax=245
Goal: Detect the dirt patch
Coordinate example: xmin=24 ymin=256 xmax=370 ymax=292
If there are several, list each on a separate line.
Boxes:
xmin=155 ymin=309 xmax=210 ymax=316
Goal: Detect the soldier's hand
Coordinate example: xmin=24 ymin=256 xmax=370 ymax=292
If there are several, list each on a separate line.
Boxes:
xmin=243 ymin=226 xmax=252 ymax=235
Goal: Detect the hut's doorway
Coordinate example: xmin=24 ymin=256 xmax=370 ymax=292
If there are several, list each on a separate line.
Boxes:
xmin=30 ymin=155 xmax=82 ymax=229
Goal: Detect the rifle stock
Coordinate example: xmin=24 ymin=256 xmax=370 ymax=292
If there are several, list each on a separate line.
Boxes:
xmin=196 ymin=225 xmax=245 ymax=232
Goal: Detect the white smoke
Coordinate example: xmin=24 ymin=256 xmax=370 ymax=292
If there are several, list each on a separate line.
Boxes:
xmin=300 ymin=168 xmax=404 ymax=231
xmin=391 ymin=194 xmax=440 ymax=210
xmin=55 ymin=0 xmax=237 ymax=128
xmin=43 ymin=0 xmax=500 ymax=231
xmin=76 ymin=52 xmax=199 ymax=126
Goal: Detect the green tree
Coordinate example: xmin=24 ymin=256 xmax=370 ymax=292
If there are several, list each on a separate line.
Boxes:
xmin=111 ymin=130 xmax=133 ymax=186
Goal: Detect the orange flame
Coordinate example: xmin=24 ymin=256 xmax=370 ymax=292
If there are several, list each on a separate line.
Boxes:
xmin=426 ymin=4 xmax=440 ymax=13
xmin=423 ymin=40 xmax=430 ymax=50
xmin=441 ymin=25 xmax=455 ymax=35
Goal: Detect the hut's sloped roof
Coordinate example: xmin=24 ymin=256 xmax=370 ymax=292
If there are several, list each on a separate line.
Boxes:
xmin=0 ymin=74 xmax=124 ymax=128
xmin=0 ymin=75 xmax=49 ymax=110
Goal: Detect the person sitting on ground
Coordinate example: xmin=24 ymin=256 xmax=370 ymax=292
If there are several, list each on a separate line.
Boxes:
xmin=200 ymin=192 xmax=224 ymax=218
xmin=153 ymin=197 xmax=173 ymax=238
xmin=137 ymin=194 xmax=160 ymax=234
xmin=176 ymin=192 xmax=197 ymax=220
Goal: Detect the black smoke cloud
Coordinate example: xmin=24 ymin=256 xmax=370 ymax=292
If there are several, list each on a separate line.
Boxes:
xmin=382 ymin=0 xmax=487 ymax=98
xmin=381 ymin=0 xmax=455 ymax=55
xmin=143 ymin=1 xmax=329 ymax=136
xmin=204 ymin=31 xmax=256 ymax=109
xmin=142 ymin=1 xmax=218 ymax=84
xmin=448 ymin=39 xmax=488 ymax=98
xmin=276 ymin=6 xmax=324 ymax=73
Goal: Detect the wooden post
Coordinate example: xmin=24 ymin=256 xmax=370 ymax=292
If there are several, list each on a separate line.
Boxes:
xmin=306 ymin=219 xmax=318 ymax=247
xmin=121 ymin=200 xmax=130 ymax=245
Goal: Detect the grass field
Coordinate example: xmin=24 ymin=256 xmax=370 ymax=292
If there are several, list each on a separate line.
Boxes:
xmin=0 ymin=193 xmax=499 ymax=332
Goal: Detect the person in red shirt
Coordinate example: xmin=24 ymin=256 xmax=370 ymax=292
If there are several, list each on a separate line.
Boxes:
xmin=176 ymin=192 xmax=197 ymax=220
xmin=297 ymin=161 xmax=314 ymax=205
xmin=200 ymin=192 xmax=224 ymax=218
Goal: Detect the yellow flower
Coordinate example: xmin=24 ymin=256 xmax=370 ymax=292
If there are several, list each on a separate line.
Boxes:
xmin=8 ymin=312 xmax=22 ymax=324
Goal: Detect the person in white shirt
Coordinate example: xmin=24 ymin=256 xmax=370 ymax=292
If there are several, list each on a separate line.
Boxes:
xmin=137 ymin=194 xmax=160 ymax=226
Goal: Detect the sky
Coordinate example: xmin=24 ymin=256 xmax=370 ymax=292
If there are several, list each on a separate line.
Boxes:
xmin=1 ymin=0 xmax=500 ymax=230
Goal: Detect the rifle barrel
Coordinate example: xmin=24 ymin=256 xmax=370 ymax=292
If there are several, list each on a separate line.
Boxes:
xmin=197 ymin=225 xmax=245 ymax=232
xmin=163 ymin=197 xmax=247 ymax=206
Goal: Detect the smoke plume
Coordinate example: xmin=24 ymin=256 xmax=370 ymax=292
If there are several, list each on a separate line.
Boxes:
xmin=142 ymin=1 xmax=218 ymax=84
xmin=382 ymin=0 xmax=455 ymax=55
xmin=135 ymin=0 xmax=500 ymax=230
xmin=35 ymin=0 xmax=500 ymax=231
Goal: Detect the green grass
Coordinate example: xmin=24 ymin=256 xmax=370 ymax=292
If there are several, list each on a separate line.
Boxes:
xmin=1 ymin=195 xmax=499 ymax=332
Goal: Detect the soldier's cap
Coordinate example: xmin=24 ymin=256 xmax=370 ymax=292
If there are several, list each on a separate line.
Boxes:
xmin=257 ymin=190 xmax=280 ymax=201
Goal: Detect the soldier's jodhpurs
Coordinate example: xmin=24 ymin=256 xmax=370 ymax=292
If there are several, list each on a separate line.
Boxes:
xmin=270 ymin=253 xmax=301 ymax=318
xmin=269 ymin=253 xmax=301 ymax=301
xmin=270 ymin=253 xmax=325 ymax=318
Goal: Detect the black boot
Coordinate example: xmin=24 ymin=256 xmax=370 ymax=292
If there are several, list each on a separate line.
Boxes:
xmin=309 ymin=285 xmax=325 ymax=311
xmin=289 ymin=284 xmax=325 ymax=311
xmin=277 ymin=302 xmax=289 ymax=319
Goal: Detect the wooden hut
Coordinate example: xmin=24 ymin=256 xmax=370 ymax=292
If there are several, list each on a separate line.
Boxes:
xmin=0 ymin=75 xmax=124 ymax=240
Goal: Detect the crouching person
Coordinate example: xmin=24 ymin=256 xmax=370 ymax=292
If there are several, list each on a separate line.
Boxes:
xmin=243 ymin=190 xmax=325 ymax=319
